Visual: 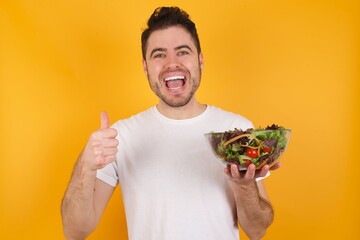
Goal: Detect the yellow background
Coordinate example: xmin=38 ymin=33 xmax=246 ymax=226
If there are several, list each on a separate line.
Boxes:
xmin=1 ymin=0 xmax=359 ymax=239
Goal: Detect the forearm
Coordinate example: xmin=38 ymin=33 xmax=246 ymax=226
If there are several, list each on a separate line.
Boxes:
xmin=61 ymin=113 xmax=118 ymax=239
xmin=234 ymin=181 xmax=274 ymax=240
xmin=61 ymin=153 xmax=98 ymax=239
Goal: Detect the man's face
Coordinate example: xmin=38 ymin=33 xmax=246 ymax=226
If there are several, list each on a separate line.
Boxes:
xmin=143 ymin=26 xmax=203 ymax=108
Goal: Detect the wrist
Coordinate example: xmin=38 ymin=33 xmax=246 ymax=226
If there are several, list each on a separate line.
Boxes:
xmin=78 ymin=153 xmax=98 ymax=175
xmin=234 ymin=179 xmax=258 ymax=192
xmin=232 ymin=180 xmax=259 ymax=200
xmin=68 ymin=153 xmax=98 ymax=190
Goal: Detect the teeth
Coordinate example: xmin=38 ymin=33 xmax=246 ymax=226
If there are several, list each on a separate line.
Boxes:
xmin=165 ymin=76 xmax=185 ymax=81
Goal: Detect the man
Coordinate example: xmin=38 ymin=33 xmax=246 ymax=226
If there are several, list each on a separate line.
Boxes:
xmin=61 ymin=6 xmax=279 ymax=240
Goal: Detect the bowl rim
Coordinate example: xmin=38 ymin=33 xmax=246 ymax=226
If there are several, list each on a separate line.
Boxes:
xmin=204 ymin=128 xmax=292 ymax=135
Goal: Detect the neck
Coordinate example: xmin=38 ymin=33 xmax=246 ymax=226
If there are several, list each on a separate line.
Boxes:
xmin=156 ymin=99 xmax=207 ymax=120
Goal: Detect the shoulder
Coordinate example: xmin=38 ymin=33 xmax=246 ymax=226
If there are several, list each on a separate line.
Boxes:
xmin=207 ymin=105 xmax=254 ymax=131
xmin=111 ymin=107 xmax=155 ymax=130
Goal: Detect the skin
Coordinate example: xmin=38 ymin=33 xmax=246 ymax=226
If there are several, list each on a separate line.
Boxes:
xmin=225 ymin=163 xmax=281 ymax=239
xmin=61 ymin=112 xmax=118 ymax=239
xmin=142 ymin=26 xmax=205 ymax=119
xmin=61 ymin=25 xmax=279 ymax=240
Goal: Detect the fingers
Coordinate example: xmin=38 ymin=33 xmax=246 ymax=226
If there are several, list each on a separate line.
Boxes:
xmin=101 ymin=138 xmax=119 ymax=147
xmin=94 ymin=152 xmax=117 ymax=169
xmin=92 ymin=144 xmax=118 ymax=157
xmin=90 ymin=138 xmax=119 ymax=169
xmin=225 ymin=163 xmax=268 ymax=181
xmin=230 ymin=164 xmax=240 ymax=178
xmin=100 ymin=111 xmax=110 ymax=129
xmin=91 ymin=138 xmax=119 ymax=155
xmin=224 ymin=161 xmax=281 ymax=188
xmin=269 ymin=161 xmax=281 ymax=170
xmin=224 ymin=164 xmax=255 ymax=186
xmin=82 ymin=112 xmax=119 ymax=171
xmin=92 ymin=128 xmax=118 ymax=140
xmin=256 ymin=164 xmax=270 ymax=178
xmin=226 ymin=164 xmax=256 ymax=179
xmin=224 ymin=164 xmax=240 ymax=177
xmin=245 ymin=164 xmax=256 ymax=179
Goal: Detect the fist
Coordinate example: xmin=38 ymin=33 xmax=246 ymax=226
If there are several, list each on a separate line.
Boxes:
xmin=81 ymin=112 xmax=119 ymax=171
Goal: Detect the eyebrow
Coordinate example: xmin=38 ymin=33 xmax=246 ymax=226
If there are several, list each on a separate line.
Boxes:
xmin=175 ymin=45 xmax=193 ymax=52
xmin=149 ymin=45 xmax=194 ymax=58
xmin=149 ymin=48 xmax=166 ymax=58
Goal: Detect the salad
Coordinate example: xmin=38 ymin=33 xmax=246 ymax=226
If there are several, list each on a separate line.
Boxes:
xmin=208 ymin=124 xmax=290 ymax=169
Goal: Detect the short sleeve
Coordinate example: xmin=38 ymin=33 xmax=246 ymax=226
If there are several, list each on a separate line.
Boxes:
xmin=96 ymin=161 xmax=118 ymax=187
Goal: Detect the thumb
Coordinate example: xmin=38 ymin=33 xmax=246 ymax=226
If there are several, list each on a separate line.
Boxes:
xmin=100 ymin=111 xmax=110 ymax=129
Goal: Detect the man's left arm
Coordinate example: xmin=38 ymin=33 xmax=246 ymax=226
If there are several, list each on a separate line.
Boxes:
xmin=225 ymin=163 xmax=280 ymax=240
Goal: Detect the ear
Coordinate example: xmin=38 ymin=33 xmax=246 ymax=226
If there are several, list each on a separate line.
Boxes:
xmin=199 ymin=53 xmax=204 ymax=70
xmin=142 ymin=59 xmax=148 ymax=75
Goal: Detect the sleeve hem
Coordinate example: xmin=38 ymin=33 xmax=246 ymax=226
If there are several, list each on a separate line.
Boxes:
xmin=96 ymin=171 xmax=118 ymax=187
xmin=255 ymin=171 xmax=270 ymax=182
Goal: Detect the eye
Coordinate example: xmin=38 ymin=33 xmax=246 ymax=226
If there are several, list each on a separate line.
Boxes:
xmin=178 ymin=51 xmax=189 ymax=56
xmin=154 ymin=53 xmax=165 ymax=59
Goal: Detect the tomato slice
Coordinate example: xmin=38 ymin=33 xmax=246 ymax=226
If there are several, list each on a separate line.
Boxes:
xmin=245 ymin=148 xmax=258 ymax=158
xmin=262 ymin=146 xmax=271 ymax=153
xmin=243 ymin=159 xmax=252 ymax=167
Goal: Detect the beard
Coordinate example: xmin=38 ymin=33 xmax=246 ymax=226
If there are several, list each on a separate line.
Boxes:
xmin=151 ymin=79 xmax=199 ymax=108
xmin=147 ymin=63 xmax=202 ymax=108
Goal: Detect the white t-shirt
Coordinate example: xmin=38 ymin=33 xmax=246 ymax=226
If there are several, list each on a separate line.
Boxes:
xmin=97 ymin=105 xmax=255 ymax=240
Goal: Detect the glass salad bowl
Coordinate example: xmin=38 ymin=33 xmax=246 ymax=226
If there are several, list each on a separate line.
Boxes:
xmin=204 ymin=125 xmax=291 ymax=170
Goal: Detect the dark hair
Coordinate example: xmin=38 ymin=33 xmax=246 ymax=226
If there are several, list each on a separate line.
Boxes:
xmin=141 ymin=6 xmax=201 ymax=60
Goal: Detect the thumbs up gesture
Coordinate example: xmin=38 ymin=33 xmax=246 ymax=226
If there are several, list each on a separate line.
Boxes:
xmin=80 ymin=112 xmax=119 ymax=171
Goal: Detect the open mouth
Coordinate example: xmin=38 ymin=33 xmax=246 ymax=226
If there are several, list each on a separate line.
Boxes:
xmin=164 ymin=75 xmax=186 ymax=91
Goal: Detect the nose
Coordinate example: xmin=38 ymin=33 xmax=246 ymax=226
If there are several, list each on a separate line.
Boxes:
xmin=165 ymin=53 xmax=181 ymax=69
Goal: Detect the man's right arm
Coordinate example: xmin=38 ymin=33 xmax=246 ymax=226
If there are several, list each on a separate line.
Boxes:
xmin=61 ymin=112 xmax=119 ymax=239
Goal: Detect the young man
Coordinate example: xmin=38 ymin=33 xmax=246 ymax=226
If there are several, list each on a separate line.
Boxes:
xmin=61 ymin=6 xmax=279 ymax=240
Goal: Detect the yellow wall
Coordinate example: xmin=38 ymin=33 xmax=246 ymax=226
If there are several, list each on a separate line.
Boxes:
xmin=1 ymin=0 xmax=359 ymax=239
